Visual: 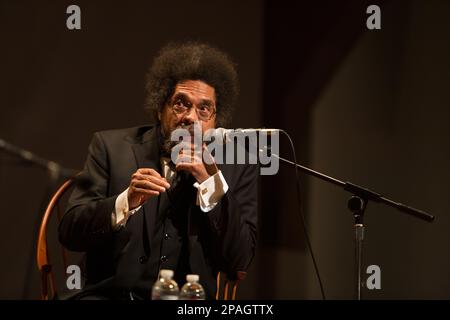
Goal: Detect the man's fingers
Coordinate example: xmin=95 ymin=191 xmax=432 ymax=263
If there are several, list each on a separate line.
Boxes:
xmin=146 ymin=176 xmax=171 ymax=189
xmin=175 ymin=162 xmax=195 ymax=172
xmin=132 ymin=180 xmax=168 ymax=193
xmin=175 ymin=154 xmax=202 ymax=170
xmin=130 ymin=187 xmax=160 ymax=197
xmin=177 ymin=141 xmax=202 ymax=157
xmin=132 ymin=173 xmax=170 ymax=189
xmin=176 ymin=152 xmax=202 ymax=165
xmin=136 ymin=168 xmax=162 ymax=178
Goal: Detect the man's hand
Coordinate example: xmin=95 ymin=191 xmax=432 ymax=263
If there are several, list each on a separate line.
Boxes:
xmin=127 ymin=168 xmax=170 ymax=210
xmin=175 ymin=142 xmax=218 ymax=183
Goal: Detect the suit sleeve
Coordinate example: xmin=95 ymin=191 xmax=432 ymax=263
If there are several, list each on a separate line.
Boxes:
xmin=206 ymin=163 xmax=258 ymax=276
xmin=58 ymin=132 xmax=117 ymax=252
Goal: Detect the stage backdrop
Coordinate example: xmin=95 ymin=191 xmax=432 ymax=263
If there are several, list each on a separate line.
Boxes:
xmin=1 ymin=0 xmax=449 ymax=299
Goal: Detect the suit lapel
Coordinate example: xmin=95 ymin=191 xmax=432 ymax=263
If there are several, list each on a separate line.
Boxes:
xmin=131 ymin=127 xmax=161 ymax=249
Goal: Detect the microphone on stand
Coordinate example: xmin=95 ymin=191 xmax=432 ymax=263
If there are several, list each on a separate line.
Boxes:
xmin=204 ymin=127 xmax=280 ymax=143
xmin=213 ymin=127 xmax=280 ymax=136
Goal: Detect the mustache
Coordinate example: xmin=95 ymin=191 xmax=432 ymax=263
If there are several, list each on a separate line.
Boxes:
xmin=162 ymin=123 xmax=196 ymax=153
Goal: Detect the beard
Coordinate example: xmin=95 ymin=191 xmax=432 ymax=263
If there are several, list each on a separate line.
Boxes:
xmin=160 ymin=122 xmax=196 ymax=156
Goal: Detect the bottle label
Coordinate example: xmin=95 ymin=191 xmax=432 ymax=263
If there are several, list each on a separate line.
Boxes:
xmin=160 ymin=295 xmax=179 ymax=300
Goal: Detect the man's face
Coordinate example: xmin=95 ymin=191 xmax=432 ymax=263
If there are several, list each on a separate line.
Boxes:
xmin=158 ymin=80 xmax=217 ymax=142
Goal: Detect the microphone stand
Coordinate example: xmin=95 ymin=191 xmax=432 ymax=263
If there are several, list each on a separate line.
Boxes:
xmin=267 ymin=151 xmax=435 ymax=300
xmin=0 ymin=139 xmax=80 ymax=180
xmin=0 ymin=138 xmax=90 ymax=298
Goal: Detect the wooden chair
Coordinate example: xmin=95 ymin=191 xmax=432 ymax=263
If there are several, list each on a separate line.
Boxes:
xmin=36 ymin=178 xmax=75 ymax=300
xmin=37 ymin=178 xmax=248 ymax=300
xmin=215 ymin=271 xmax=247 ymax=300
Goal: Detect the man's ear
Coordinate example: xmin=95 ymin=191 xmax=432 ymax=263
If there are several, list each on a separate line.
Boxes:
xmin=157 ymin=111 xmax=161 ymax=121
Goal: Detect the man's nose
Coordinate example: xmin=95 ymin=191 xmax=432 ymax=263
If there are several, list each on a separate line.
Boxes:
xmin=181 ymin=106 xmax=199 ymax=123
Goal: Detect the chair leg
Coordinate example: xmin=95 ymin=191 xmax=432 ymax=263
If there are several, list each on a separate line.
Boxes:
xmin=50 ymin=271 xmax=56 ymax=299
xmin=224 ymin=282 xmax=229 ymax=300
xmin=41 ymin=272 xmax=49 ymax=300
xmin=216 ymin=272 xmax=221 ymax=300
xmin=231 ymin=282 xmax=238 ymax=300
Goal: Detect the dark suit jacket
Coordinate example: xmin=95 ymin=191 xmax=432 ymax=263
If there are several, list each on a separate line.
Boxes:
xmin=59 ymin=126 xmax=258 ymax=299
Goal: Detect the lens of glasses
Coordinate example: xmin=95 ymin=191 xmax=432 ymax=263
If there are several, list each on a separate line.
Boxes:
xmin=172 ymin=103 xmax=214 ymax=121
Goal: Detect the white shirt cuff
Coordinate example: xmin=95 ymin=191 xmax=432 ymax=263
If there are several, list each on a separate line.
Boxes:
xmin=112 ymin=188 xmax=142 ymax=229
xmin=193 ymin=170 xmax=229 ymax=213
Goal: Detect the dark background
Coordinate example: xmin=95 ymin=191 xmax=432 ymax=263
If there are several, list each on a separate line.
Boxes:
xmin=1 ymin=0 xmax=449 ymax=299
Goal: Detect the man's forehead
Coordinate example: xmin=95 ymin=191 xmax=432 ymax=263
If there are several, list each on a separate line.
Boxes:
xmin=173 ymin=80 xmax=216 ymax=101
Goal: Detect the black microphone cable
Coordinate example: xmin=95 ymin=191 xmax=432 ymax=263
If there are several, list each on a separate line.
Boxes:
xmin=277 ymin=129 xmax=326 ymax=300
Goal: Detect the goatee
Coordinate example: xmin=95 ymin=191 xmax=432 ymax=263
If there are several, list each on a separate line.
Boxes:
xmin=161 ymin=123 xmax=195 ymax=155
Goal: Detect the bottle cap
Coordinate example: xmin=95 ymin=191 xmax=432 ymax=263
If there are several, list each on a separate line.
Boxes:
xmin=160 ymin=269 xmax=174 ymax=279
xmin=186 ymin=274 xmax=199 ymax=283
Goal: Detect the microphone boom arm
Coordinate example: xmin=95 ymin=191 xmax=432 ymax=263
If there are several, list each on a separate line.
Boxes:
xmin=267 ymin=150 xmax=435 ymax=222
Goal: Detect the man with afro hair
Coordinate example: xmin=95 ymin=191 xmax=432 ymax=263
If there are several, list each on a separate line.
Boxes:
xmin=59 ymin=42 xmax=258 ymax=300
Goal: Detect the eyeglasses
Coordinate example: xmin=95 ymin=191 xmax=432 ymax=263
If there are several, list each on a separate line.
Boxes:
xmin=169 ymin=97 xmax=216 ymax=121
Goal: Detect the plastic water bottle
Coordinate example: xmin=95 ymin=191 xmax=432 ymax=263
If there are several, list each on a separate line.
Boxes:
xmin=151 ymin=269 xmax=179 ymax=300
xmin=179 ymin=274 xmax=206 ymax=300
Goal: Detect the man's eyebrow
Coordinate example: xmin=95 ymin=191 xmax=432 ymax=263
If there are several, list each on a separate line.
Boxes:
xmin=172 ymin=93 xmax=214 ymax=106
xmin=172 ymin=93 xmax=189 ymax=101
xmin=199 ymin=99 xmax=214 ymax=106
